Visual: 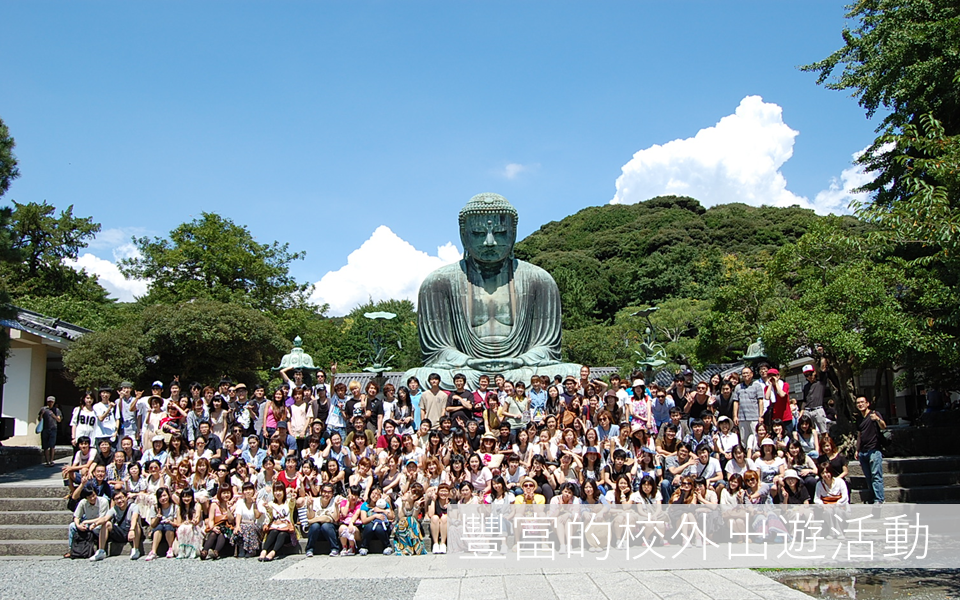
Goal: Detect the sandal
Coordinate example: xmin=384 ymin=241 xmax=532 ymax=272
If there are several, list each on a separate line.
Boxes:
xmin=210 ymin=550 xmax=219 ymax=560
xmin=200 ymin=550 xmax=208 ymax=560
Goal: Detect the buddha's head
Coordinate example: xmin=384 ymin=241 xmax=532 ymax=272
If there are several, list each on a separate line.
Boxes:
xmin=459 ymin=193 xmax=518 ymax=266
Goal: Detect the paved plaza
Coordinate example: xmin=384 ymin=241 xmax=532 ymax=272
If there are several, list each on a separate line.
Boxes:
xmin=272 ymin=555 xmax=813 ymax=599
xmin=0 ymin=553 xmax=812 ymax=600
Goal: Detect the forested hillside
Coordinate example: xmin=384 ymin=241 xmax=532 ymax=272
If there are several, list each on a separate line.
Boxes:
xmin=515 ymin=196 xmax=873 ymax=373
xmin=516 ymin=196 xmax=867 ymax=326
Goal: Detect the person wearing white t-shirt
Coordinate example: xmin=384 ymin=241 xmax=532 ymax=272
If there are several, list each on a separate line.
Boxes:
xmin=724 ymin=445 xmax=758 ymax=480
xmin=692 ymin=443 xmax=723 ymax=487
xmin=71 ymin=393 xmax=99 ymax=446
xmin=116 ymin=382 xmax=140 ymax=445
xmin=93 ymin=387 xmax=119 ymax=446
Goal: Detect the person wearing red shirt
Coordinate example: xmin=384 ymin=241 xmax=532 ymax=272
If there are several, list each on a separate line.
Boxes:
xmin=765 ymin=368 xmax=793 ymax=435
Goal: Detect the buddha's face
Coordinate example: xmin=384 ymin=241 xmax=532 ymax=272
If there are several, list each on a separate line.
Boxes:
xmin=461 ymin=213 xmax=515 ymax=265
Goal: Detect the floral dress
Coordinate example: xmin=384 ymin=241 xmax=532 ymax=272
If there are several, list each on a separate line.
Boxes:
xmin=176 ymin=506 xmax=205 ymax=558
xmin=392 ymin=500 xmax=426 ymax=556
xmin=630 ymin=394 xmax=657 ymax=435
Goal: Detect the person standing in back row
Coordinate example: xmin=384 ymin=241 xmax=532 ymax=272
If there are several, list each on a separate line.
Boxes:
xmin=732 ymin=367 xmax=764 ymax=446
xmin=39 ymin=396 xmax=62 ymax=466
xmin=856 ymin=396 xmax=885 ymax=504
xmin=420 ymin=373 xmax=448 ymax=431
xmin=800 ymin=352 xmax=831 ymax=434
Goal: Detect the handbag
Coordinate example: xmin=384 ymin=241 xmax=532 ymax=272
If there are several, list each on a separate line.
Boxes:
xmin=35 ymin=418 xmax=44 ymax=434
xmin=70 ymin=528 xmax=96 ymax=559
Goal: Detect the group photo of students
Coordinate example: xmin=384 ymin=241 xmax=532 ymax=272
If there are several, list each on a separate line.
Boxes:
xmin=59 ymin=359 xmax=885 ymax=562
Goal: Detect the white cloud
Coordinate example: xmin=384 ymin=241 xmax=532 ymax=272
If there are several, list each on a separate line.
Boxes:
xmin=67 ymin=253 xmax=149 ymax=302
xmin=812 ymin=148 xmax=873 ymax=213
xmin=86 ymin=227 xmax=148 ymax=251
xmin=66 ymin=230 xmax=150 ymax=302
xmin=610 ymin=95 xmax=872 ymax=215
xmin=310 ymin=226 xmax=460 ymax=316
xmin=501 ymin=163 xmax=537 ymax=180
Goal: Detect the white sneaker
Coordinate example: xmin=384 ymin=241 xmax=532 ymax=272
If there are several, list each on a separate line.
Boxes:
xmin=90 ymin=549 xmax=106 ymax=561
xmin=438 ymin=543 xmax=446 ymax=554
xmin=432 ymin=544 xmax=441 ymax=555
xmin=130 ymin=548 xmax=141 ymax=560
xmin=558 ymin=544 xmax=566 ymax=555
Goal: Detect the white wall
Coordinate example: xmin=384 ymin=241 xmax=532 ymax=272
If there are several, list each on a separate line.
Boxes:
xmin=2 ymin=344 xmax=46 ymax=444
xmin=2 ymin=348 xmax=31 ymax=436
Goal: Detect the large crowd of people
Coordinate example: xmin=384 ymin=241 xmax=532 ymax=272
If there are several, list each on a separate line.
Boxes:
xmin=54 ymin=360 xmax=886 ymax=562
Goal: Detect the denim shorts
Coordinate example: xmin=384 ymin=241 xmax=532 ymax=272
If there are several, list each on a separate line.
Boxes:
xmin=152 ymin=523 xmax=176 ymax=535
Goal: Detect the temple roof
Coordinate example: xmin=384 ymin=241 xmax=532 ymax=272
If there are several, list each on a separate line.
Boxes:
xmin=1 ymin=306 xmax=91 ymax=346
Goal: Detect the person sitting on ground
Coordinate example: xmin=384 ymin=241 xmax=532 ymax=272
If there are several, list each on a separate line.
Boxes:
xmin=304 ymin=483 xmax=341 ymax=557
xmin=65 ymin=482 xmax=109 ymax=559
xmin=359 ymin=486 xmax=395 ymax=556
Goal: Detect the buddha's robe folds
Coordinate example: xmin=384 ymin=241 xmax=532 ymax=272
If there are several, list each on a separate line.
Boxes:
xmin=404 ymin=259 xmax=580 ymax=390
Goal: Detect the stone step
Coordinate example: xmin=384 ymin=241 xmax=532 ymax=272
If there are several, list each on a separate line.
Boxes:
xmin=0 ymin=524 xmax=65 ymax=541
xmin=851 ymin=485 xmax=960 ymax=503
xmin=0 ymin=486 xmax=69 ymax=499
xmin=849 ymin=471 xmax=960 ymax=490
xmin=0 ymin=511 xmax=72 ymax=526
xmin=848 ymin=456 xmax=960 ymax=477
xmin=0 ymin=497 xmax=67 ymax=512
xmin=0 ymin=540 xmax=64 ymax=556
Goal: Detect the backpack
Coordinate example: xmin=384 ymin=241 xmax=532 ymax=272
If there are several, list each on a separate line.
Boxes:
xmin=70 ymin=528 xmax=96 ymax=559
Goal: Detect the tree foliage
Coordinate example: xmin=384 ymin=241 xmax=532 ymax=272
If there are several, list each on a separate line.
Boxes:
xmin=335 ymin=299 xmax=421 ymax=372
xmin=64 ymin=300 xmax=287 ymax=390
xmin=805 ymin=1 xmax=960 ymax=390
xmin=271 ymin=303 xmax=342 ymax=376
xmin=0 ymin=117 xmax=19 ymax=198
xmin=802 ymin=0 xmax=960 ymax=209
xmin=62 ymin=326 xmax=146 ymax=390
xmin=1 ymin=201 xmax=107 ymax=302
xmin=0 ymin=120 xmax=20 ymax=389
xmin=120 ymin=213 xmax=311 ymax=312
xmin=695 ymin=254 xmax=789 ymax=365
xmin=698 ymin=219 xmax=931 ymax=421
xmin=515 ymin=196 xmax=863 ymax=325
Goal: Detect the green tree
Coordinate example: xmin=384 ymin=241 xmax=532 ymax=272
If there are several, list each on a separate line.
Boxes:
xmin=552 ymin=267 xmax=597 ymax=330
xmin=762 ymin=220 xmax=924 ymax=422
xmin=516 ymin=197 xmax=827 ymax=324
xmin=0 ymin=117 xmax=19 ymax=197
xmin=62 ymin=326 xmax=146 ymax=390
xmin=63 ymin=300 xmax=287 ymax=389
xmin=643 ymin=297 xmax=710 ymax=368
xmin=13 ymin=294 xmax=131 ymax=331
xmin=802 ymin=0 xmax=960 ymax=210
xmin=1 ymin=201 xmax=106 ymax=301
xmin=271 ymin=303 xmax=343 ymax=375
xmin=696 ymin=255 xmax=787 ymax=365
xmin=0 ymin=118 xmax=20 ymax=396
xmin=0 ymin=206 xmax=17 ymax=390
xmin=120 ymin=213 xmax=310 ymax=312
xmin=561 ymin=324 xmax=634 ymax=375
xmin=336 ymin=299 xmax=420 ymax=372
xmin=806 ymin=2 xmax=960 ymax=389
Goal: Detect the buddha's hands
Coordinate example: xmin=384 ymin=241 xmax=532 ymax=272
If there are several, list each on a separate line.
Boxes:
xmin=466 ymin=358 xmax=524 ymax=372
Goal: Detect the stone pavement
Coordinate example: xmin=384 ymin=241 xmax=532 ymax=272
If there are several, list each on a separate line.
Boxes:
xmin=272 ymin=555 xmax=812 ymax=599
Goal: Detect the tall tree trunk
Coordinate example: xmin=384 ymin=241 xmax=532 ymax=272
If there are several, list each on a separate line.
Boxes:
xmin=830 ymin=359 xmax=859 ymax=427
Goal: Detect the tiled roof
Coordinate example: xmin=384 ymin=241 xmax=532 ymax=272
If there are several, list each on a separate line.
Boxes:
xmin=1 ymin=306 xmax=91 ymax=345
xmin=330 ymin=373 xmax=408 ymax=391
xmin=651 ymin=362 xmax=745 ymax=388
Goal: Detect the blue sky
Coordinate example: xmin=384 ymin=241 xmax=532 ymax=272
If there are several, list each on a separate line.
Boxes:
xmin=0 ymin=1 xmax=879 ymax=314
